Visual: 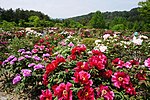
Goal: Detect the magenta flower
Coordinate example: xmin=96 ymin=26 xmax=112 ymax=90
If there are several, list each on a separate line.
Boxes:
xmin=39 ymin=45 xmax=45 ymax=51
xmin=34 ymin=64 xmax=45 ymax=70
xmin=112 ymin=58 xmax=124 ymax=68
xmin=54 ymin=82 xmax=72 ymax=100
xmin=97 ymin=85 xmax=114 ymax=100
xmin=32 ymin=49 xmax=38 ymax=53
xmin=42 ymin=53 xmax=50 ymax=58
xmin=7 ymin=55 xmax=15 ymax=61
xmin=24 ymin=55 xmax=32 ymax=58
xmin=12 ymin=74 xmax=21 ymax=84
xmin=68 ymin=42 xmax=74 ymax=47
xmin=40 ymin=89 xmax=52 ymax=100
xmin=21 ymin=69 xmax=32 ymax=77
xmin=72 ymin=70 xmax=93 ymax=86
xmin=32 ymin=56 xmax=41 ymax=61
xmin=18 ymin=49 xmax=25 ymax=53
xmin=28 ymin=63 xmax=36 ymax=67
xmin=111 ymin=71 xmax=130 ymax=88
xmin=144 ymin=58 xmax=150 ymax=70
xmin=18 ymin=56 xmax=25 ymax=61
xmin=124 ymin=61 xmax=132 ymax=68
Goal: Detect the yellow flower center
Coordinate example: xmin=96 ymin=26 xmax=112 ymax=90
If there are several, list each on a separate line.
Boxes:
xmin=81 ymin=65 xmax=84 ymax=69
xmin=85 ymin=92 xmax=88 ymax=96
xmin=118 ymin=77 xmax=123 ymax=81
xmin=45 ymin=98 xmax=49 ymax=100
xmin=82 ymin=77 xmax=86 ymax=81
xmin=63 ymin=90 xmax=68 ymax=96
xmin=102 ymin=90 xmax=107 ymax=95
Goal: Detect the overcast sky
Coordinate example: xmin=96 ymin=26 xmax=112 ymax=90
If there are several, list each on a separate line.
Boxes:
xmin=0 ymin=0 xmax=145 ymax=18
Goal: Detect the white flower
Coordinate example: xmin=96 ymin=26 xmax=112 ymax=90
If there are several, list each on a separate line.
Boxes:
xmin=95 ymin=40 xmax=101 ymax=45
xmin=132 ymin=37 xmax=143 ymax=45
xmin=99 ymin=45 xmax=107 ymax=52
xmin=139 ymin=35 xmax=148 ymax=39
xmin=103 ymin=34 xmax=110 ymax=40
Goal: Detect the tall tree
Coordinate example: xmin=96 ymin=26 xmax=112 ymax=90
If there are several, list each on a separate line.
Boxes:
xmin=89 ymin=11 xmax=105 ymax=28
xmin=138 ymin=0 xmax=150 ymax=22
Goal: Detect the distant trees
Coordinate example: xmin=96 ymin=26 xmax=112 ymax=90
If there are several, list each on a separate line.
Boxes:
xmin=138 ymin=0 xmax=150 ymax=31
xmin=89 ymin=11 xmax=105 ymax=28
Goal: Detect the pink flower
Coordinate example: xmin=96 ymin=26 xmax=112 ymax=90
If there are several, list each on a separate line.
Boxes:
xmin=12 ymin=74 xmax=21 ymax=84
xmin=144 ymin=58 xmax=150 ymax=70
xmin=32 ymin=49 xmax=38 ymax=53
xmin=97 ymin=85 xmax=114 ymax=100
xmin=77 ymin=86 xmax=94 ymax=100
xmin=21 ymin=69 xmax=32 ymax=77
xmin=54 ymin=82 xmax=72 ymax=100
xmin=40 ymin=89 xmax=52 ymax=100
xmin=112 ymin=58 xmax=124 ymax=68
xmin=111 ymin=72 xmax=130 ymax=88
xmin=124 ymin=61 xmax=132 ymax=68
xmin=103 ymin=34 xmax=110 ymax=40
xmin=74 ymin=62 xmax=90 ymax=72
xmin=39 ymin=45 xmax=45 ymax=51
xmin=72 ymin=71 xmax=93 ymax=86
xmin=68 ymin=42 xmax=74 ymax=47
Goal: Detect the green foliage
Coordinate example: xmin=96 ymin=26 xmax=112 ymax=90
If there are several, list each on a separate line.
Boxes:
xmin=89 ymin=11 xmax=105 ymax=28
xmin=111 ymin=24 xmax=125 ymax=31
xmin=81 ymin=38 xmax=97 ymax=49
xmin=0 ymin=20 xmax=16 ymax=31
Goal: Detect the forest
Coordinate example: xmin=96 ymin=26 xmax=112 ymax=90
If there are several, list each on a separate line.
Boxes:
xmin=0 ymin=1 xmax=150 ymax=32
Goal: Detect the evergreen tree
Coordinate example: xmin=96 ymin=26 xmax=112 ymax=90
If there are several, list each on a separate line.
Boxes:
xmin=89 ymin=11 xmax=105 ymax=28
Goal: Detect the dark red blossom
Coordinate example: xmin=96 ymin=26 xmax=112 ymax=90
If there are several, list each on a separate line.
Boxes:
xmin=123 ymin=83 xmax=136 ymax=95
xmin=77 ymin=86 xmax=94 ymax=100
xmin=100 ymin=70 xmax=113 ymax=79
xmin=136 ymin=73 xmax=146 ymax=81
xmin=74 ymin=61 xmax=90 ymax=72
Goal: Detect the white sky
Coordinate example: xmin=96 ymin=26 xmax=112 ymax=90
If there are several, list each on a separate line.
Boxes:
xmin=0 ymin=0 xmax=146 ymax=18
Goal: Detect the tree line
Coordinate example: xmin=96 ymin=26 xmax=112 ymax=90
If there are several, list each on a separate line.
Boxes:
xmin=0 ymin=0 xmax=150 ymax=32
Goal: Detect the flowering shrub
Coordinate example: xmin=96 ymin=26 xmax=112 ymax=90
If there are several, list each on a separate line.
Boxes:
xmin=1 ymin=28 xmax=150 ymax=99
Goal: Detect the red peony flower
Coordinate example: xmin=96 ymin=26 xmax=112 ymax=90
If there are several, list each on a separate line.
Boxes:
xmin=72 ymin=71 xmax=93 ymax=86
xmin=54 ymin=82 xmax=72 ymax=100
xmin=77 ymin=86 xmax=94 ymax=100
xmin=97 ymin=85 xmax=114 ymax=100
xmin=123 ymin=82 xmax=136 ymax=95
xmin=46 ymin=60 xmax=58 ymax=74
xmin=42 ymin=73 xmax=48 ymax=86
xmin=129 ymin=60 xmax=139 ymax=66
xmin=112 ymin=58 xmax=124 ymax=68
xmin=74 ymin=61 xmax=90 ymax=72
xmin=111 ymin=72 xmax=130 ymax=88
xmin=39 ymin=39 xmax=45 ymax=43
xmin=100 ymin=70 xmax=113 ymax=79
xmin=92 ymin=49 xmax=102 ymax=55
xmin=136 ymin=73 xmax=146 ymax=81
xmin=88 ymin=53 xmax=107 ymax=70
xmin=40 ymin=89 xmax=52 ymax=100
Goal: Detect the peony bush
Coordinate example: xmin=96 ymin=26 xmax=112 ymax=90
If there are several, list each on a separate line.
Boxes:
xmin=1 ymin=28 xmax=150 ymax=99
